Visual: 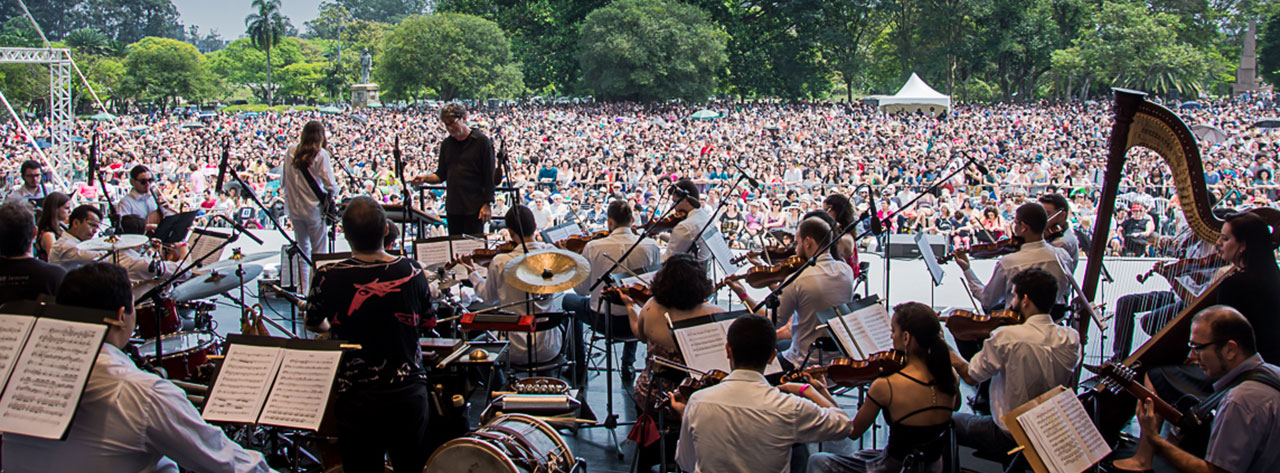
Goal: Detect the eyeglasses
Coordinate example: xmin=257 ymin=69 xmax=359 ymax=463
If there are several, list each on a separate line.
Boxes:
xmin=136 ymin=178 xmax=154 ymax=184
xmin=1188 ymin=340 xmax=1224 ymax=352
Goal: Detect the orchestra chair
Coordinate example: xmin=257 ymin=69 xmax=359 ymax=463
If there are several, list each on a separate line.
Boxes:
xmin=508 ymin=312 xmax=574 ymax=379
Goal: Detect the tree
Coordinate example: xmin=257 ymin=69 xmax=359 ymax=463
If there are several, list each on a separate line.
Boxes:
xmin=819 ymin=0 xmax=891 ymax=100
xmin=121 ymin=37 xmax=204 ymax=110
xmin=578 ymin=0 xmax=727 ymax=102
xmin=337 ymin=0 xmax=430 ymax=23
xmin=245 ymin=0 xmax=290 ymax=105
xmin=206 ymin=38 xmax=307 ymax=103
xmin=304 ymin=2 xmax=354 ymax=39
xmin=0 ymin=0 xmax=81 ymax=41
xmin=74 ymin=0 xmax=184 ymax=44
xmin=277 ymin=62 xmax=327 ymax=103
xmin=65 ymin=28 xmax=113 ymax=56
xmin=1261 ymin=12 xmax=1280 ymax=88
xmin=376 ymin=13 xmax=524 ymax=100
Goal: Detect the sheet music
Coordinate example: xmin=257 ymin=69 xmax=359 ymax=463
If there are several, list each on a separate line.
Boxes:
xmin=827 ymin=303 xmax=893 ymax=357
xmin=674 ymin=319 xmax=782 ymax=375
xmin=542 ymin=222 xmax=582 ymax=245
xmin=700 ymin=229 xmax=740 ymax=276
xmin=619 ymin=270 xmax=658 ymax=287
xmin=0 ymin=318 xmax=106 ymax=439
xmin=414 ymin=240 xmax=452 ymax=267
xmin=450 ymin=238 xmax=488 ymax=279
xmin=258 ymin=349 xmax=342 ymax=431
xmin=201 ymin=344 xmax=285 ymax=424
xmin=1016 ymin=389 xmax=1111 ymax=473
xmin=187 ymin=229 xmax=229 ymax=267
xmin=855 ymin=304 xmax=894 ymax=353
xmin=0 ymin=315 xmax=36 ymax=390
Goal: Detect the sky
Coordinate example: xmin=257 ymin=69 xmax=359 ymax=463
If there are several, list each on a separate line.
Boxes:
xmin=170 ymin=0 xmax=325 ymax=41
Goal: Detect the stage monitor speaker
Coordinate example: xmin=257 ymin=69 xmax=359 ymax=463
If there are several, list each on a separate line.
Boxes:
xmin=886 ymin=233 xmax=947 ymax=259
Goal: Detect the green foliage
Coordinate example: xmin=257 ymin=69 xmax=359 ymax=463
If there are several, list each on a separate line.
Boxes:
xmin=0 ymin=17 xmax=43 ymax=48
xmin=277 ymin=62 xmax=328 ymax=103
xmin=578 ymin=0 xmax=727 ymax=102
xmin=376 ymin=13 xmax=524 ymax=100
xmin=76 ymin=0 xmax=184 ymax=44
xmin=206 ymin=38 xmax=307 ymax=104
xmin=1261 ymin=13 xmax=1280 ymax=89
xmin=336 ymin=0 xmax=430 ymax=23
xmin=1065 ymin=1 xmax=1221 ymax=97
xmin=121 ymin=37 xmax=205 ymax=109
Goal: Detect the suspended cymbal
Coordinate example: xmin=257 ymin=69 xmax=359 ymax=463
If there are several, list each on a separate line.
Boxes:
xmin=171 ymin=264 xmax=264 ymax=302
xmin=131 ymin=278 xmax=166 ymax=302
xmin=502 ymin=249 xmax=590 ymax=294
xmin=78 ymin=234 xmax=149 ymax=252
xmin=200 ymin=250 xmax=280 ymax=271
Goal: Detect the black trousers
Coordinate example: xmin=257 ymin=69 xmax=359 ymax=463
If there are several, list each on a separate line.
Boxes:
xmin=335 ymin=381 xmax=431 ymax=473
xmin=447 ymin=213 xmax=484 ymax=235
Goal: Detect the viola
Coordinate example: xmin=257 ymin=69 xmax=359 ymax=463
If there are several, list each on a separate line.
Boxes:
xmin=1044 ymin=209 xmax=1068 ymax=241
xmin=661 ymin=369 xmax=729 ymax=409
xmin=604 ymin=283 xmax=651 ymax=305
xmin=936 ymin=236 xmax=1024 ymax=264
xmin=941 ymin=309 xmax=1023 ymax=341
xmin=555 ymin=231 xmax=610 ymax=254
xmin=446 ymin=241 xmax=518 ymax=269
xmin=638 ymin=210 xmax=688 ymax=234
xmin=724 ymin=256 xmax=805 ymax=289
xmin=729 ymin=245 xmax=796 ymax=265
xmin=781 ymin=350 xmax=907 ymax=388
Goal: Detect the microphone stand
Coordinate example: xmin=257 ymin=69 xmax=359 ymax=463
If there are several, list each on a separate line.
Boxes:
xmin=225 ymin=164 xmax=311 ymax=270
xmin=394 ymin=136 xmax=410 ymax=252
xmin=688 ymin=173 xmax=750 ymax=305
xmin=752 ymin=152 xmax=984 ymax=321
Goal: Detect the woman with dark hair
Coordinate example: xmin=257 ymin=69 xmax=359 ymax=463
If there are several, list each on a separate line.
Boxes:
xmin=824 ymin=194 xmax=860 ymax=276
xmin=282 ymin=120 xmax=337 ymax=289
xmin=623 ymin=253 xmax=723 ymax=470
xmin=1214 ymin=211 xmax=1280 ymax=361
xmin=809 ymin=302 xmax=959 ymax=473
xmin=36 ymin=192 xmax=71 ymax=261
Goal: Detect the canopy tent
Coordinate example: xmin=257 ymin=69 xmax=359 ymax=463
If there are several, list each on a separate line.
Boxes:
xmin=878 ymin=72 xmax=951 ymax=116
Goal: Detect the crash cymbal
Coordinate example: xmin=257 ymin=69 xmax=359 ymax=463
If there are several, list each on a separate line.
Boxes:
xmin=200 ymin=250 xmax=280 ymax=271
xmin=131 ymin=278 xmax=166 ymax=302
xmin=78 ymin=234 xmax=149 ymax=252
xmin=502 ymin=249 xmax=589 ymax=294
xmin=171 ymin=264 xmax=264 ymax=302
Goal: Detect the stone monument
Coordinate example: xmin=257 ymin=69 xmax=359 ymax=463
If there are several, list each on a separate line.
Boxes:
xmin=1232 ymin=20 xmax=1272 ymax=97
xmin=351 ymin=48 xmax=380 ymax=108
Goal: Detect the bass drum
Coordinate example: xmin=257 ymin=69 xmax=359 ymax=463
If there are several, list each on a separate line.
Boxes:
xmin=424 ymin=414 xmax=576 ymax=473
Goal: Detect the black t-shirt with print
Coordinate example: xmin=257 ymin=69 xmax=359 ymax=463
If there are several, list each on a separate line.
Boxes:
xmin=305 ymin=256 xmax=434 ymax=392
xmin=0 ymin=257 xmax=66 ymax=306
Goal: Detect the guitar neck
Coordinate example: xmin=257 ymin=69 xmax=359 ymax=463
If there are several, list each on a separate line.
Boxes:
xmin=1110 ymin=373 xmax=1185 ymax=425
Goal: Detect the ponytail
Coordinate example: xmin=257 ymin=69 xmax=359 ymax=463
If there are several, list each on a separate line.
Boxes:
xmin=893 ymin=302 xmax=958 ymax=396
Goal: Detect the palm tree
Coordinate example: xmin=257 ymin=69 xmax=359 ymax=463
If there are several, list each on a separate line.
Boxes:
xmin=245 ymin=0 xmax=289 ymax=105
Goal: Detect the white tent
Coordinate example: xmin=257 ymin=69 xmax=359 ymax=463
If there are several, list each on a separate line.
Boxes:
xmin=878 ymin=72 xmax=951 ymax=116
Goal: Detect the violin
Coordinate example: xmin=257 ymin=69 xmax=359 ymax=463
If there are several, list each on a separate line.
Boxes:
xmin=936 ymin=236 xmax=1025 ymax=264
xmin=941 ymin=309 xmax=1023 ymax=341
xmin=555 ymin=231 xmax=610 ymax=254
xmin=661 ymin=369 xmax=729 ymax=409
xmin=1043 ymin=209 xmax=1068 ymax=242
xmin=604 ymin=283 xmax=651 ymax=305
xmin=729 ymin=245 xmax=796 ymax=265
xmin=446 ymin=241 xmax=517 ymax=269
xmin=1136 ymin=254 xmax=1227 ymax=284
xmin=780 ymin=350 xmax=907 ymax=388
xmin=637 ymin=210 xmax=688 ymax=234
xmin=717 ymin=256 xmax=805 ymax=289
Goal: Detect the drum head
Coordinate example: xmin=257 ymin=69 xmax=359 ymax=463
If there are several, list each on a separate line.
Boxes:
xmin=423 ymin=414 xmax=573 ymax=473
xmin=139 ymin=331 xmax=216 ymax=360
xmin=423 ymin=438 xmax=519 ymax=473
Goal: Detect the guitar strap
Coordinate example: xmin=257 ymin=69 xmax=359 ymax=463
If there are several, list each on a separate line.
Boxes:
xmin=1179 ymin=366 xmax=1280 ymax=456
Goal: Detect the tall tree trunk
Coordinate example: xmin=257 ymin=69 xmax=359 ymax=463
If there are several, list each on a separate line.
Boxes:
xmin=266 ymin=42 xmax=273 ymax=106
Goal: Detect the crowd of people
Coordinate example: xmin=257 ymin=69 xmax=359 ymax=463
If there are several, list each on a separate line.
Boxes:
xmin=5 ymin=92 xmax=1279 ymax=259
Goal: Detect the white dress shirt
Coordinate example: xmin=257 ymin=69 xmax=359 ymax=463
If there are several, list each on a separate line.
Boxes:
xmin=117 ymin=190 xmax=160 ymax=219
xmin=967 ymin=313 xmax=1081 ymax=433
xmin=1047 ymin=229 xmax=1079 ymax=274
xmin=4 ymin=184 xmax=46 ymax=207
xmin=778 ymin=253 xmax=855 ymax=367
xmin=281 ymin=146 xmax=338 ymax=219
xmin=2 ymin=344 xmax=275 ymax=473
xmin=472 ymin=241 xmax=564 ymax=364
xmin=676 ymin=369 xmax=854 ymax=473
xmin=50 ymin=233 xmax=104 ymax=271
xmin=573 ymin=227 xmax=661 ymax=315
xmin=963 ymin=240 xmax=1072 ymax=310
xmin=663 ymin=207 xmax=714 ymax=262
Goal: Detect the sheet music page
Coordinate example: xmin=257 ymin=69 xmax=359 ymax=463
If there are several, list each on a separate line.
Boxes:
xmin=674 ymin=322 xmax=731 ymax=374
xmin=0 ymin=318 xmax=106 ymax=439
xmin=201 ymin=344 xmax=284 ymax=424
xmin=415 ymin=240 xmax=452 ymax=267
xmin=718 ymin=319 xmax=782 ymax=375
xmin=542 ymin=223 xmax=582 ymax=244
xmin=258 ymin=349 xmax=342 ymax=431
xmin=619 ymin=270 xmax=658 ymax=287
xmin=450 ymin=238 xmax=488 ymax=279
xmin=187 ymin=229 xmax=228 ymax=268
xmin=0 ymin=315 xmax=36 ymax=389
xmin=853 ymin=304 xmax=894 ymax=352
xmin=1016 ymin=389 xmax=1110 ymax=473
xmin=827 ymin=315 xmax=868 ymax=358
xmin=700 ymin=229 xmax=741 ymax=275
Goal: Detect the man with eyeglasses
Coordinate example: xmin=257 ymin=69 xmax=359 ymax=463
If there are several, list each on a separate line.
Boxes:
xmin=1111 ymin=306 xmax=1280 ymax=473
xmin=117 ymin=165 xmax=169 ymax=225
xmin=5 ymin=160 xmax=49 ymax=208
xmin=409 ymin=102 xmax=496 ymax=235
xmin=50 ymin=204 xmax=106 ymax=271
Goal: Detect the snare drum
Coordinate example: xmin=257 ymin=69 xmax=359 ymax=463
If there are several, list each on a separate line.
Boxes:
xmin=424 ymin=414 xmax=576 ymax=473
xmin=139 ymin=331 xmax=219 ymax=382
xmin=135 ymin=297 xmax=181 ymax=339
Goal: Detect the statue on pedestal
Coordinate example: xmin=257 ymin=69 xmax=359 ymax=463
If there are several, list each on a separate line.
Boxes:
xmin=359 ymin=48 xmax=372 ymax=84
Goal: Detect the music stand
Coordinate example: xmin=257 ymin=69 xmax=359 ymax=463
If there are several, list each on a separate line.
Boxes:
xmin=153 ymin=211 xmax=199 ymax=244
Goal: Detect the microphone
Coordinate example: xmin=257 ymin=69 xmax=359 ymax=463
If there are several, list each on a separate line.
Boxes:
xmin=216 ymin=214 xmax=264 ymax=244
xmin=88 ymin=132 xmax=98 ymax=186
xmin=215 ymin=139 xmax=230 ymax=194
xmin=730 ymin=161 xmax=762 ymax=189
xmin=265 ymin=282 xmax=308 ymax=311
xmin=963 ymin=151 xmax=990 ymax=175
xmin=670 ymin=185 xmax=690 ymax=198
xmin=867 ymin=191 xmax=883 ymax=236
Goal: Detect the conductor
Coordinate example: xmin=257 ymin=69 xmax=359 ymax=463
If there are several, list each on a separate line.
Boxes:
xmin=411 ymin=102 xmax=496 ymax=235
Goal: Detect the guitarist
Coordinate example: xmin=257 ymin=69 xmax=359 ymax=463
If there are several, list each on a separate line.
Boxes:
xmin=1111 ymin=306 xmax=1280 ymax=473
xmin=283 ymin=120 xmax=338 ymax=290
